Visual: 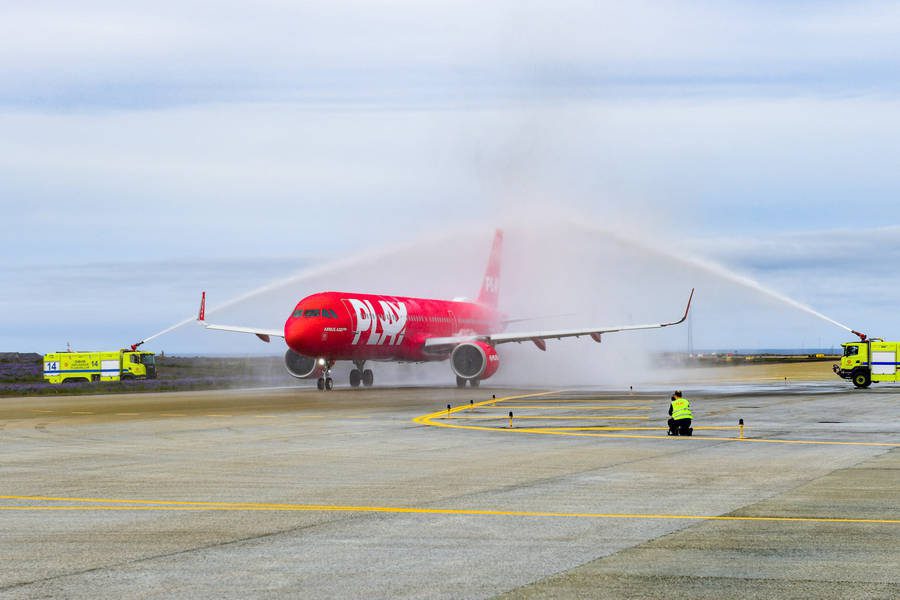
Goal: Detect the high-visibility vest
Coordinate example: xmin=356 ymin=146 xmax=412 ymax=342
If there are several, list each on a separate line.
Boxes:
xmin=671 ymin=397 xmax=693 ymax=420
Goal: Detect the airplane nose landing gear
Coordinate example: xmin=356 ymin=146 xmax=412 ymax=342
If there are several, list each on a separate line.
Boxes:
xmin=317 ymin=360 xmax=336 ymax=391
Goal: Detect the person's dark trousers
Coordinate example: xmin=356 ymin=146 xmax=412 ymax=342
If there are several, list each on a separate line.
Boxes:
xmin=668 ymin=418 xmax=692 ymax=435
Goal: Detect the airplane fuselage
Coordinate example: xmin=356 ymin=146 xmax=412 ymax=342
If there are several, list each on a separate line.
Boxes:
xmin=284 ymin=291 xmax=503 ymax=362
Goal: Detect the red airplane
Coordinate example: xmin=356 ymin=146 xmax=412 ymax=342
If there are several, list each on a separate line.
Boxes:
xmin=198 ymin=230 xmax=694 ymax=390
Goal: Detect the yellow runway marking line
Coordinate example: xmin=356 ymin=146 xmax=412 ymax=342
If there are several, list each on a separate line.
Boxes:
xmin=30 ymin=409 xmax=54 ymax=413
xmin=478 ymin=426 xmax=741 ymax=432
xmin=0 ymin=496 xmax=896 ymax=525
xmin=509 ymin=399 xmax=654 ymax=404
xmin=448 ymin=415 xmax=651 ymax=421
xmin=505 ymin=427 xmax=900 ymax=447
xmin=499 ymin=405 xmax=651 ymax=411
xmin=253 ymin=415 xmax=278 ymax=419
xmin=70 ymin=411 xmax=94 ymax=415
xmin=115 ymin=413 xmax=140 ymax=416
xmin=205 ymin=414 xmax=232 ymax=417
xmin=414 ymin=391 xmax=900 ymax=448
xmin=159 ymin=413 xmax=186 ymax=417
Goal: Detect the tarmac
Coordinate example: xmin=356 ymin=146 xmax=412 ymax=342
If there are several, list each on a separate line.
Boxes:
xmin=0 ymin=382 xmax=898 ymax=598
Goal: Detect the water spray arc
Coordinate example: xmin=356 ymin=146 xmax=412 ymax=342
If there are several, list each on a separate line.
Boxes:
xmin=127 ymin=234 xmax=439 ymax=350
xmin=579 ymin=222 xmax=864 ymax=341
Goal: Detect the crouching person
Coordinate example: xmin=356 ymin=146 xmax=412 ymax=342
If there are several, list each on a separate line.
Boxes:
xmin=667 ymin=390 xmax=693 ymax=436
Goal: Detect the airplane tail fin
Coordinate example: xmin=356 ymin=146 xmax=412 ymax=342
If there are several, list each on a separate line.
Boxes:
xmin=477 ymin=229 xmax=503 ymax=308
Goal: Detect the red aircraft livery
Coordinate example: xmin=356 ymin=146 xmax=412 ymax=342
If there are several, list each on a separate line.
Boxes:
xmin=198 ymin=230 xmax=693 ymax=390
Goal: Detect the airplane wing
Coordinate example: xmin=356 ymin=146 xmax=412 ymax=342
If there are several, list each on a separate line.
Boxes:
xmin=424 ymin=289 xmax=694 ymax=353
xmin=196 ymin=292 xmax=284 ymax=343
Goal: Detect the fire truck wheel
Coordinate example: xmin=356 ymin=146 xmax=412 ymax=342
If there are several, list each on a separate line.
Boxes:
xmin=349 ymin=369 xmax=362 ymax=387
xmin=316 ymin=377 xmax=325 ymax=390
xmin=852 ymin=370 xmax=871 ymax=389
xmin=362 ymin=369 xmax=374 ymax=387
xmin=325 ymin=377 xmax=334 ymax=390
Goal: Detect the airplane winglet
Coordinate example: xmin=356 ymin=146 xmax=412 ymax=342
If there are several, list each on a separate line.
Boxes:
xmin=679 ymin=288 xmax=695 ymax=325
xmin=198 ymin=291 xmax=206 ymax=322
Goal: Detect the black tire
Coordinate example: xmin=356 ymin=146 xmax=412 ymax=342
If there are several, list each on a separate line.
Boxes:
xmin=121 ymin=374 xmax=134 ymax=381
xmin=325 ymin=377 xmax=334 ymax=391
xmin=456 ymin=376 xmax=467 ymax=388
xmin=469 ymin=379 xmax=480 ymax=388
xmin=316 ymin=377 xmax=325 ymax=390
xmin=362 ymin=369 xmax=374 ymax=387
xmin=852 ymin=370 xmax=871 ymax=389
xmin=349 ymin=369 xmax=361 ymax=388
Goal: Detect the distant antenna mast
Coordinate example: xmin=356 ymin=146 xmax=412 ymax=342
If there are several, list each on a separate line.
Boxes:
xmin=687 ymin=310 xmax=694 ymax=356
xmin=66 ymin=341 xmax=72 ymax=353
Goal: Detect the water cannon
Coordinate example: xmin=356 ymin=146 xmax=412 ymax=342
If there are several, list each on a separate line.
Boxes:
xmin=851 ymin=330 xmax=867 ymax=342
xmin=130 ymin=340 xmax=145 ymax=352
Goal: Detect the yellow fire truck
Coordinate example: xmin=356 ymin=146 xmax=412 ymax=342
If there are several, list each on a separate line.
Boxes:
xmin=833 ymin=338 xmax=900 ymax=388
xmin=43 ymin=350 xmax=157 ymax=384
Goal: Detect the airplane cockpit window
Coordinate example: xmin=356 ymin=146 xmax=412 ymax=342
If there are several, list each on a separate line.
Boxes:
xmin=292 ymin=310 xmax=303 ymax=318
xmin=323 ymin=309 xmax=338 ymax=319
xmin=303 ymin=309 xmax=320 ymax=318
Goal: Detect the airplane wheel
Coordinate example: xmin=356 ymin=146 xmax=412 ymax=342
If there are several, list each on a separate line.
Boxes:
xmin=316 ymin=377 xmax=325 ymax=391
xmin=325 ymin=377 xmax=334 ymax=391
xmin=470 ymin=379 xmax=480 ymax=388
xmin=349 ymin=369 xmax=361 ymax=388
xmin=456 ymin=376 xmax=466 ymax=388
xmin=362 ymin=369 xmax=374 ymax=387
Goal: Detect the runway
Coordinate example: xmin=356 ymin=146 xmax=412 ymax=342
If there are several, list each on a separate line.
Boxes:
xmin=1 ymin=384 xmax=898 ymax=598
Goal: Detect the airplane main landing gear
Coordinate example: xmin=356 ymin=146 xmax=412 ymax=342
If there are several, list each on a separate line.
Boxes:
xmin=350 ymin=362 xmax=374 ymax=388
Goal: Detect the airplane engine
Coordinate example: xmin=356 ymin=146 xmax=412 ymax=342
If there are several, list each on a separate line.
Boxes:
xmin=451 ymin=341 xmax=500 ymax=381
xmin=284 ymin=349 xmax=325 ymax=379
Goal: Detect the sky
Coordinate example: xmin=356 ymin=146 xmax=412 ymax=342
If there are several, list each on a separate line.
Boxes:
xmin=2 ymin=1 xmax=900 ymax=357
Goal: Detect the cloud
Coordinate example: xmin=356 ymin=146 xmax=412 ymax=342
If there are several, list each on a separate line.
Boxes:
xmin=687 ymin=226 xmax=900 ymax=273
xmin=3 ymin=2 xmax=900 ymax=109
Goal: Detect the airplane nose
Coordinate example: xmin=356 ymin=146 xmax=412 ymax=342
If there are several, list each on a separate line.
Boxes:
xmin=285 ymin=318 xmax=309 ymax=352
